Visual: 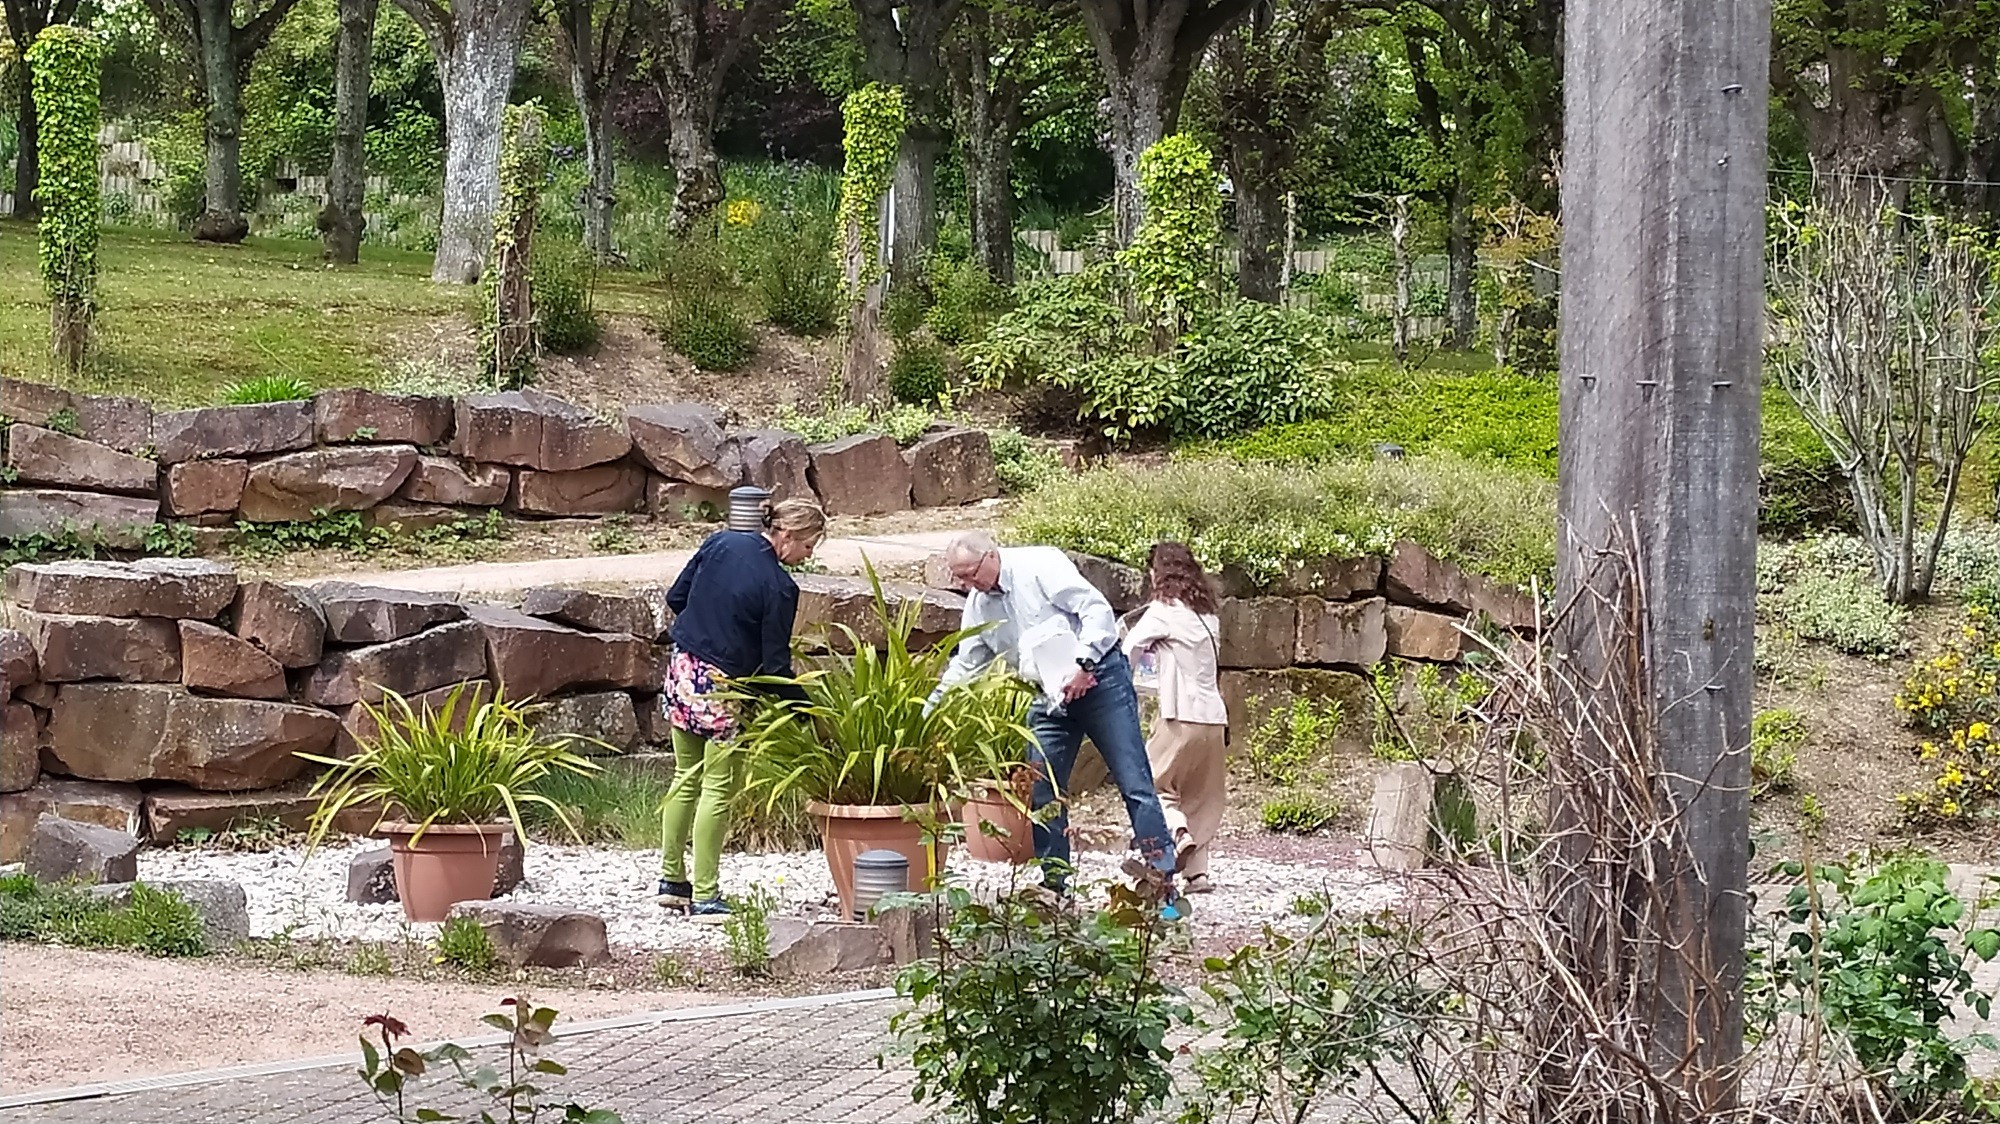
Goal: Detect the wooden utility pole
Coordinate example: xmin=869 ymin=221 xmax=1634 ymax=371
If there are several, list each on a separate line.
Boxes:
xmin=1554 ymin=0 xmax=1768 ymax=1114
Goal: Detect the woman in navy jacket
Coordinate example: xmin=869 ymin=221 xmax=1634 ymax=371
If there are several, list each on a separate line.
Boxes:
xmin=656 ymin=497 xmax=826 ymax=917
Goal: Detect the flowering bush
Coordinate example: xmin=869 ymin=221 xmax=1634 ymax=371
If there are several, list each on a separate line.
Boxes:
xmin=725 ymin=198 xmax=762 ymax=227
xmin=1896 ymin=592 xmax=2000 ymax=823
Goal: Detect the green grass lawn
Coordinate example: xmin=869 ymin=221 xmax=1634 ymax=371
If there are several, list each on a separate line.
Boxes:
xmin=0 ymin=224 xmax=659 ymax=408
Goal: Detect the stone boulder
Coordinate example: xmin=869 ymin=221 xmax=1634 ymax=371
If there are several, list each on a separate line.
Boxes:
xmin=467 ymin=605 xmax=653 ymax=701
xmin=793 ymin=575 xmax=964 ymax=652
xmin=237 ymin=446 xmax=420 ymax=522
xmin=0 ymin=379 xmax=151 ymax=453
xmin=313 ymin=583 xmax=467 ymax=644
xmin=152 ymin=401 xmax=314 ymax=464
xmin=25 ymin=817 xmax=140 ymax=884
xmin=767 ymin=919 xmax=888 ymax=978
xmin=509 ymin=464 xmax=647 ymax=517
xmin=736 ymin=429 xmax=813 ymax=501
xmin=47 ymin=684 xmax=339 ymax=791
xmin=1366 ymin=762 xmax=1436 ymax=872
xmin=1064 ymin=552 xmax=1146 ymax=614
xmin=807 ymin=434 xmax=913 ymax=516
xmin=400 ymin=456 xmax=511 ymax=507
xmin=16 ymin=611 xmax=181 ymax=683
xmin=2 ymin=703 xmax=38 ymax=793
xmin=0 ymin=490 xmax=157 ymax=549
xmin=519 ymin=588 xmax=654 ymax=638
xmin=531 ymin=692 xmax=641 ymax=752
xmin=647 ymin=479 xmax=731 ymax=524
xmin=0 ymin=780 xmax=145 ymax=863
xmin=1295 ymin=597 xmax=1388 ymax=667
xmin=905 ymin=428 xmax=1001 ymax=507
xmin=333 ymin=680 xmax=491 ymax=757
xmin=91 ymin=879 xmax=250 ymax=947
xmin=163 ymin=459 xmax=250 ymax=516
xmin=4 ymin=426 xmax=158 ymax=495
xmin=455 ymin=389 xmax=630 ymax=471
xmin=874 ymin=903 xmax=939 ymax=965
xmin=1217 ymin=598 xmax=1300 ymax=669
xmin=302 ymin=620 xmax=489 ymax=706
xmin=1384 ymin=605 xmax=1467 ymax=662
xmin=0 ymin=629 xmax=37 ymax=698
xmin=5 ymin=558 xmax=238 ymax=619
xmin=143 ymin=785 xmax=374 ymax=841
xmin=314 ymin=388 xmax=454 ymax=446
xmin=232 ymin=581 xmax=327 ymax=668
xmin=1269 ymin=556 xmax=1386 ymax=601
xmin=179 ymin=621 xmax=288 ymax=699
xmin=444 ymin=901 xmax=610 ymax=967
xmin=625 ymin=403 xmax=743 ymax=488
xmin=1384 ymin=541 xmax=1536 ymax=630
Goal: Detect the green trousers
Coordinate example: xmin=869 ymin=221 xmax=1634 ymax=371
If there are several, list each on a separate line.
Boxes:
xmin=659 ymin=727 xmax=743 ymax=902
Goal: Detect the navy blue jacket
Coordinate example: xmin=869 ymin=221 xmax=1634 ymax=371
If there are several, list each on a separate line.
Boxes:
xmin=667 ymin=531 xmax=801 ymax=690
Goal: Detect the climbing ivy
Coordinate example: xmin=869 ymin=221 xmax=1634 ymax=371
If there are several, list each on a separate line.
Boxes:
xmin=482 ymin=101 xmax=549 ymax=388
xmin=27 ymin=25 xmax=104 ymax=374
xmin=837 ymin=83 xmax=906 ymax=290
xmin=1119 ymin=134 xmax=1222 ymax=333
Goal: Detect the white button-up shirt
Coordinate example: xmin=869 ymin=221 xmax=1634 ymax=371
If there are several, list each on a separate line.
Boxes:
xmin=936 ymin=546 xmax=1120 ymax=694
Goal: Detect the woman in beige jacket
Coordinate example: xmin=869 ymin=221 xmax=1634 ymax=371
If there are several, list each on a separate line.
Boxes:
xmin=1121 ymin=542 xmax=1229 ymax=893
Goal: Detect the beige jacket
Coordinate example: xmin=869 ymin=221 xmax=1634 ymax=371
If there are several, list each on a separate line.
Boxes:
xmin=1121 ymin=600 xmax=1228 ymax=726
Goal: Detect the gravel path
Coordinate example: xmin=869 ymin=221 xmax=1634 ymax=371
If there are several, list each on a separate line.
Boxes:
xmin=139 ymin=838 xmax=1402 ymax=953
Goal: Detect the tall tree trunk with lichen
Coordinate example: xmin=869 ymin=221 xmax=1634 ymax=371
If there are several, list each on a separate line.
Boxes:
xmin=319 ymin=0 xmax=377 ymax=263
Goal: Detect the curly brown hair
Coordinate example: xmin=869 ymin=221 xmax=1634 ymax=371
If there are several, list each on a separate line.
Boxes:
xmin=1144 ymin=541 xmax=1219 ymax=615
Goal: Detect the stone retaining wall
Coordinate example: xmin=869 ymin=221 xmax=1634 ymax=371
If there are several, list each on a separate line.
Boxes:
xmin=0 ymin=379 xmax=1004 ymax=547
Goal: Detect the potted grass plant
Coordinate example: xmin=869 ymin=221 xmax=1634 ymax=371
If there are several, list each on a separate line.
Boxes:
xmin=734 ymin=574 xmax=1035 ymax=918
xmin=299 ymin=683 xmax=601 ymax=922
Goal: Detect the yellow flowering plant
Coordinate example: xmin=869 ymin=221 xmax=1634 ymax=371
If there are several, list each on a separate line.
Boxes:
xmin=1897 ymin=589 xmax=2000 ymax=824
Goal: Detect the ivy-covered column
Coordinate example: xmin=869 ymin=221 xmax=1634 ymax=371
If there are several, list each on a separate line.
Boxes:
xmin=837 ymin=83 xmax=906 ymax=406
xmin=483 ymin=102 xmax=549 ymax=389
xmin=27 ymin=25 xmax=103 ymax=375
xmin=1118 ymin=133 xmax=1221 ymax=345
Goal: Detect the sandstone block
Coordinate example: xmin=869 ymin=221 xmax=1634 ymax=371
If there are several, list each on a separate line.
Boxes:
xmin=467 ymin=604 xmax=653 ymax=701
xmin=163 ymin=459 xmax=250 ymax=516
xmin=152 ymin=401 xmax=314 ymax=464
xmin=399 ymin=456 xmax=511 ymax=506
xmin=313 ymin=583 xmax=467 ymax=644
xmin=1384 ymin=541 xmax=1536 ymax=630
xmin=5 ymin=558 xmax=237 ymax=619
xmin=0 ymin=780 xmax=144 ymax=863
xmin=302 ymin=620 xmax=489 ymax=707
xmin=313 ymin=388 xmax=453 ymax=446
xmin=1366 ymin=762 xmax=1436 ymax=872
xmin=179 ymin=620 xmax=288 ymax=699
xmin=905 ymin=428 xmax=1000 ymax=507
xmin=509 ymin=464 xmax=647 ymax=517
xmin=624 ymin=403 xmax=742 ymax=488
xmin=143 ymin=784 xmax=371 ymax=841
xmin=4 ymin=426 xmax=157 ymax=495
xmin=445 ymin=901 xmax=610 ymax=967
xmin=1295 ymin=597 xmax=1388 ymax=667
xmin=237 ymin=446 xmax=420 ymax=522
xmin=1064 ymin=552 xmax=1145 ymax=614
xmin=768 ymin=919 xmax=887 ymax=977
xmin=736 ymin=429 xmax=812 ymax=501
xmin=792 ymin=575 xmax=964 ymax=652
xmin=1384 ymin=605 xmax=1467 ymax=662
xmin=232 ymin=581 xmax=327 ymax=668
xmin=26 ymin=817 xmax=140 ymax=884
xmin=17 ymin=611 xmax=181 ymax=682
xmin=347 ymin=846 xmax=398 ymax=904
xmin=1216 ymin=598 xmax=1299 ymax=669
xmin=455 ymin=389 xmax=630 ymax=471
xmin=519 ymin=588 xmax=654 ymax=637
xmin=807 ymin=433 xmax=912 ymax=515
xmin=1 ymin=704 xmax=38 ymax=793
xmin=531 ymin=691 xmax=641 ymax=752
xmin=47 ymin=683 xmax=339 ymax=791
xmin=0 ymin=490 xmax=157 ymax=549
xmin=0 ymin=629 xmax=38 ymax=698
xmin=0 ymin=380 xmax=150 ymax=452
xmin=646 ymin=478 xmax=730 ymax=523
xmin=1271 ymin=556 xmax=1386 ymax=601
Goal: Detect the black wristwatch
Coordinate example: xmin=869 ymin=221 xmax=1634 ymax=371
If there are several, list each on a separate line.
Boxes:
xmin=1076 ymin=657 xmax=1097 ymax=673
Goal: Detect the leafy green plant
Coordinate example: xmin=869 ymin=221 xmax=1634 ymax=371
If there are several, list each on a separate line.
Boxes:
xmin=232 ymin=510 xmax=387 ymax=559
xmin=889 ymin=337 xmax=951 ymax=405
xmin=43 ymin=407 xmax=80 ymax=436
xmin=533 ymin=240 xmax=602 ymax=355
xmin=751 ymin=210 xmax=841 ymax=335
xmin=893 ymin=882 xmax=1187 ymax=1124
xmin=1750 ymin=708 xmax=1805 ymax=798
xmin=884 ymin=281 xmax=931 ymax=341
xmin=0 ymin=875 xmax=206 ymax=957
xmin=436 ymin=915 xmax=500 ymax=973
xmin=1121 ymin=133 xmax=1220 ymax=333
xmin=588 ymin=514 xmax=640 ymax=555
xmin=923 ymin=256 xmax=1012 ymax=346
xmin=1753 ymin=854 xmax=2000 ymax=1119
xmin=662 ymin=290 xmax=756 ymax=372
xmin=1241 ymin=694 xmax=1346 ymax=787
xmin=346 ymin=944 xmax=395 ymax=977
xmin=774 ymin=402 xmax=936 ymax=446
xmin=28 ymin=25 xmax=103 ymax=373
xmin=837 ymin=83 xmax=906 ymax=290
xmin=301 ymin=684 xmax=604 ymax=847
xmin=523 ymin=760 xmax=674 ymax=849
xmin=1259 ymin=795 xmax=1341 ymax=834
xmin=1758 ymin=536 xmax=1909 ymax=656
xmin=1370 ymin=661 xmax=1486 ymax=765
xmin=990 ymin=428 xmax=1064 ymax=495
xmin=359 ymin=1002 xmax=624 ymax=1124
xmin=723 ymin=885 xmax=776 ymax=977
xmin=221 ymin=374 xmax=315 ymax=405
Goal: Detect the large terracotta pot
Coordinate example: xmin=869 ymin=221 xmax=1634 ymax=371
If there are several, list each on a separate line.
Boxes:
xmin=808 ymin=801 xmax=950 ymax=920
xmin=962 ymin=787 xmax=1036 ymax=865
xmin=383 ymin=822 xmax=508 ymax=922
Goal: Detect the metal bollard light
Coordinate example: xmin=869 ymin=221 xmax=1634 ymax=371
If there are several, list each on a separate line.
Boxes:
xmin=726 ymin=486 xmax=772 ymax=533
xmin=852 ymin=849 xmax=910 ymax=921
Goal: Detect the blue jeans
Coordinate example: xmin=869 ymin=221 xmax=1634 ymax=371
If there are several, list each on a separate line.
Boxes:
xmin=1026 ymin=648 xmax=1174 ymax=886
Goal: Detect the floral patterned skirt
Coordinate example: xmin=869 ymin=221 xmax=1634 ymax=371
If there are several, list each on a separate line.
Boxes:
xmin=664 ymin=649 xmax=741 ymax=741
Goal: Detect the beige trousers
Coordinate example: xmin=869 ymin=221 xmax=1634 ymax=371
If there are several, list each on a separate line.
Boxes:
xmin=1147 ymin=718 xmax=1228 ymax=879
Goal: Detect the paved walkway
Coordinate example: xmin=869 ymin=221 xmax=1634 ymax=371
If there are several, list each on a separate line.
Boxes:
xmin=305 ymin=531 xmax=963 ymax=596
xmin=0 ymin=992 xmax=918 ymax=1124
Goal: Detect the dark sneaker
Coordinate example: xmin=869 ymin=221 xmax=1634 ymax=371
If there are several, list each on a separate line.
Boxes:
xmin=690 ymin=898 xmax=732 ymax=922
xmin=655 ymin=879 xmax=692 ymax=908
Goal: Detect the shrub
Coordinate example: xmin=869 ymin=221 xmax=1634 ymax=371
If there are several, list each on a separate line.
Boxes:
xmin=774 ymin=402 xmax=935 ymax=446
xmin=663 ymin=291 xmax=756 ymax=372
xmin=1241 ymin=695 xmax=1346 ymax=787
xmin=1009 ymin=455 xmax=1555 ymax=589
xmin=1260 ymin=794 xmax=1341 ymax=834
xmin=532 ymin=240 xmax=601 ymax=354
xmin=723 ymin=885 xmax=776 ymax=977
xmin=0 ymin=875 xmax=206 ymax=957
xmin=751 ymin=210 xmax=841 ymax=336
xmin=1895 ymin=591 xmax=2000 ymax=824
xmin=435 ymin=915 xmax=498 ymax=973
xmin=884 ymin=281 xmax=931 ymax=341
xmin=888 ymin=337 xmax=950 ymax=405
xmin=221 ymin=374 xmax=315 ymax=405
xmin=923 ymin=256 xmax=1011 ymax=345
xmin=1757 ymin=536 xmax=1908 ymax=656
xmin=1750 ymin=708 xmax=1805 ymax=798
xmin=28 ymin=25 xmax=103 ymax=373
xmin=990 ymin=428 xmax=1065 ymax=495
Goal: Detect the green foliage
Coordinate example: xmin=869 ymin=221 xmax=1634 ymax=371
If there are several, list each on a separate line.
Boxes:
xmin=1010 ymin=455 xmax=1554 ymax=589
xmin=532 ymin=240 xmax=602 ymax=355
xmin=523 ymin=760 xmax=674 ymax=849
xmin=773 ymin=401 xmax=936 ymax=446
xmin=1259 ymin=795 xmax=1341 ymax=834
xmin=750 ymin=210 xmax=842 ymax=336
xmin=43 ymin=407 xmax=80 ymax=436
xmin=889 ymin=337 xmax=951 ymax=405
xmin=358 ymin=1002 xmax=625 ymax=1124
xmin=1241 ymin=695 xmax=1346 ymax=787
xmin=221 ymin=374 xmax=315 ymax=405
xmin=482 ymin=102 xmax=551 ymax=389
xmin=884 ymin=281 xmax=931 ymax=341
xmin=989 ymin=429 xmax=1064 ymax=495
xmin=365 ymin=107 xmax=445 ymax=195
xmin=1121 ymin=134 xmax=1221 ymax=329
xmin=1750 ymin=708 xmax=1806 ymax=798
xmin=0 ymin=876 xmax=207 ymax=957
xmin=232 ymin=510 xmax=384 ymax=558
xmin=1752 ymin=855 xmax=2000 ymax=1119
xmin=1370 ymin=662 xmax=1486 ymax=765
xmin=723 ymin=886 xmax=777 ymax=977
xmin=435 ymin=916 xmax=499 ymax=973
xmin=893 ymin=884 xmax=1187 ymax=1124
xmin=345 ymin=944 xmax=395 ymax=977
xmin=1757 ymin=536 xmax=1909 ymax=656
xmin=838 ymin=84 xmax=906 ymax=288
xmin=923 ymin=256 xmax=1012 ymax=346
xmin=301 ymin=684 xmax=604 ymax=847
xmin=662 ymin=291 xmax=756 ymax=372
xmin=28 ymin=25 xmax=104 ymax=373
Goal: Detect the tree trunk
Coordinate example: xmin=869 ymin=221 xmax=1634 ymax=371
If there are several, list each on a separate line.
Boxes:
xmin=1389 ymin=196 xmax=1412 ymax=364
xmin=319 ymin=0 xmax=378 ymax=263
xmin=405 ymin=0 xmax=533 ymax=284
xmin=192 ymin=0 xmax=249 ymax=243
xmin=967 ymin=119 xmax=1017 ymax=285
xmin=944 ymin=6 xmax=1022 ymax=285
xmin=658 ymin=0 xmax=722 ymax=236
xmin=557 ymin=0 xmax=616 ymax=258
xmin=1100 ymin=64 xmax=1176 ymax=246
xmin=843 ymin=196 xmax=888 ymax=404
xmin=1235 ymin=174 xmax=1283 ymax=302
xmin=889 ymin=126 xmax=941 ymax=287
xmin=1552 ymin=0 xmax=1766 ymax=1113
xmin=1446 ymin=177 xmax=1476 ymax=348
xmin=13 ymin=87 xmax=38 ymax=220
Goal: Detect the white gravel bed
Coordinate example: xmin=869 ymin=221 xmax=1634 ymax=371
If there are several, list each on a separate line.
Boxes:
xmin=139 ymin=840 xmax=1401 ymax=954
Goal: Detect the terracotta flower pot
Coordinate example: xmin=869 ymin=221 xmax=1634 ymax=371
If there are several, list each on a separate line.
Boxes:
xmin=962 ymin=788 xmax=1036 ymax=865
xmin=382 ymin=822 xmax=508 ymax=923
xmin=808 ymin=801 xmax=950 ymax=920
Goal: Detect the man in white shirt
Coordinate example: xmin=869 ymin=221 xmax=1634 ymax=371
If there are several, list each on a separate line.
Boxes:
xmin=932 ymin=531 xmax=1179 ymax=906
